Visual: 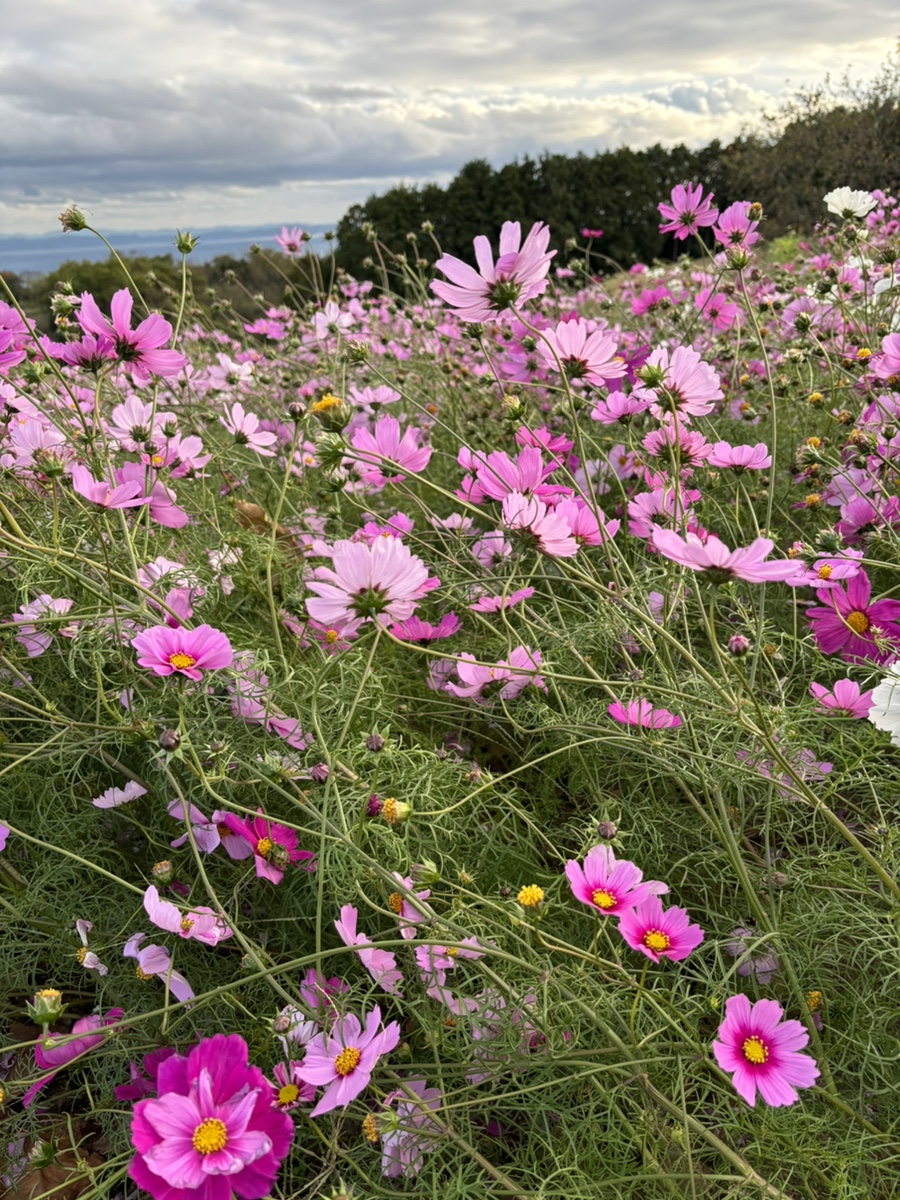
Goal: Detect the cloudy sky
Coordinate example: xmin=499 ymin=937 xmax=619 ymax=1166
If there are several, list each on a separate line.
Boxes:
xmin=2 ymin=1 xmax=897 ymax=235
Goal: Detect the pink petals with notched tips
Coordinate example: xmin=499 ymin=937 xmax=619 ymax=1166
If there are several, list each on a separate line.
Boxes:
xmin=712 ymin=995 xmax=819 ymax=1107
xmin=142 ymin=885 xmax=232 ymax=946
xmin=295 ymin=1005 xmax=401 ymax=1117
xmin=335 ymin=904 xmax=403 ymax=994
xmin=131 ymin=623 xmax=233 ymax=680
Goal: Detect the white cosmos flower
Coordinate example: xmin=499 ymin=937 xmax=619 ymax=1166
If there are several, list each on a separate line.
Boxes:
xmin=868 ymin=665 xmax=900 ymax=742
xmin=823 ymin=187 xmax=877 ymax=220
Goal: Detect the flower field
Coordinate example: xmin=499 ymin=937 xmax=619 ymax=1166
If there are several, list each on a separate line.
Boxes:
xmin=2 ymin=185 xmax=900 ymax=1199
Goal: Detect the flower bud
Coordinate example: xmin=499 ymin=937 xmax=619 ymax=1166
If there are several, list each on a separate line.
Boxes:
xmin=365 ymin=733 xmax=385 ymax=752
xmin=596 ymin=820 xmax=618 ymax=840
xmin=365 ymin=794 xmax=382 ymax=818
xmin=727 ymin=634 xmax=751 ymax=657
xmin=58 ymin=206 xmax=87 ymax=232
xmin=287 ymin=400 xmax=307 ymax=422
xmin=174 ymin=230 xmax=198 ymax=255
xmin=273 ymin=1013 xmax=292 ymax=1035
xmin=381 ymin=797 xmax=411 ymax=825
xmin=151 ymin=859 xmax=174 ymax=885
xmin=158 ymin=729 xmax=181 ymax=752
xmin=27 ymin=988 xmax=66 ymax=1027
xmin=346 ymin=340 xmax=370 ymax=364
xmin=308 ymin=763 xmax=329 ymax=783
xmin=410 ymin=859 xmax=439 ymax=886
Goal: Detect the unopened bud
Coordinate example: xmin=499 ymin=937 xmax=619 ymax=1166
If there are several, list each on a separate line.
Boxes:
xmin=727 ymin=634 xmax=751 ymax=657
xmin=410 ymin=859 xmax=439 ymax=886
xmin=596 ymin=820 xmax=618 ymax=840
xmin=158 ymin=729 xmax=181 ymax=752
xmin=174 ymin=230 xmax=198 ymax=255
xmin=151 ymin=860 xmax=174 ymax=884
xmin=27 ymin=988 xmax=66 ymax=1027
xmin=308 ymin=763 xmax=329 ymax=783
xmin=287 ymin=401 xmax=307 ymax=422
xmin=365 ymin=733 xmax=385 ymax=752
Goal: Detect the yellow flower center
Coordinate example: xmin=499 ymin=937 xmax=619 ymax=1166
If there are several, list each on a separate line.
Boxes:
xmin=277 ymin=1083 xmax=299 ymax=1106
xmin=741 ymin=1035 xmax=769 ymax=1065
xmin=192 ymin=1117 xmax=228 ymax=1155
xmin=39 ymin=989 xmax=61 ymax=1000
xmin=382 ymin=797 xmax=398 ymax=824
xmin=517 ymin=884 xmax=544 ymax=908
xmin=446 ymin=946 xmax=459 ymax=957
xmin=806 ymin=990 xmax=823 ymax=1013
xmin=333 ymin=1046 xmax=361 ymax=1076
xmin=857 ymin=347 xmax=872 ymax=360
xmin=151 ymin=454 xmax=164 ymax=466
xmin=323 ymin=628 xmax=339 ymax=644
xmin=135 ymin=965 xmax=154 ymax=981
xmin=76 ymin=947 xmax=88 ymax=963
xmin=311 ymin=392 xmax=343 ymax=412
xmin=846 ymin=610 xmax=870 ymax=634
xmin=806 ymin=436 xmax=822 ymax=448
xmin=361 ymin=1113 xmax=379 ymax=1143
xmin=816 ymin=564 xmax=833 ymax=579
xmin=388 ymin=892 xmax=404 ymax=914
xmin=255 ymin=837 xmax=273 ymax=859
xmin=804 ymin=493 xmax=821 ymax=508
xmin=167 ymin=651 xmax=196 ymax=670
xmin=591 ymin=888 xmax=617 ymax=910
xmin=179 ymin=916 xmax=194 ymax=933
xmin=643 ymin=929 xmax=671 ymax=953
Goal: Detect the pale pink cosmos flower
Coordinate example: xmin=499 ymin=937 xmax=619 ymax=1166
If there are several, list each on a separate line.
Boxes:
xmin=444 ymin=646 xmax=546 ymax=703
xmin=431 ymin=220 xmax=555 ymax=322
xmin=127 ymin=934 xmax=194 ymax=1003
xmin=608 ymin=699 xmax=681 ymax=729
xmin=657 ymin=182 xmax=719 ymax=240
xmin=565 ymin=845 xmax=668 ymax=917
xmin=618 ymin=897 xmax=704 ymax=963
xmin=809 ymin=679 xmax=873 ymax=718
xmin=92 ymin=779 xmax=147 ymax=808
xmin=335 ymin=904 xmax=404 ymax=994
xmin=274 ymin=225 xmax=306 ymax=254
xmin=115 ymin=463 xmax=190 ymax=528
xmin=220 ymin=402 xmax=278 ymax=456
xmin=415 ymin=939 xmax=484 ymax=990
xmin=131 ymin=623 xmax=233 ymax=680
xmin=712 ymin=995 xmax=819 ymax=1107
xmin=590 ymin=388 xmax=655 ymax=424
xmin=707 ymin=442 xmax=772 ymax=472
xmin=75 ymin=919 xmax=108 ymax=975
xmin=501 ymin=491 xmax=579 ymax=557
xmin=642 ymin=423 xmax=713 ymax=466
xmin=645 ymin=345 xmax=723 ymax=419
xmin=13 ymin=594 xmax=76 ymax=657
xmin=107 ymin=396 xmax=166 ymax=451
xmin=305 ymin=537 xmax=433 ymax=635
xmin=379 ymin=1078 xmax=444 ymax=1179
xmin=388 ymin=873 xmax=431 ymax=940
xmin=78 ymin=288 xmax=187 ymax=377
xmin=651 ymin=530 xmax=803 ymax=584
xmin=537 ymin=318 xmax=626 ymax=387
xmin=347 ymin=415 xmax=432 ymax=486
xmin=142 ymin=885 xmax=233 ymax=947
xmin=296 ymin=1005 xmax=401 ymax=1117
xmin=70 ymin=464 xmax=150 ymax=510
xmin=468 ymin=586 xmax=534 ymax=612
xmin=313 ymin=300 xmax=356 ymax=339
xmin=166 ymin=800 xmax=224 ymax=853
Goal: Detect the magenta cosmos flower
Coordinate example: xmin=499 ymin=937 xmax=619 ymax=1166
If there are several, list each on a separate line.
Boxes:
xmin=608 ymin=699 xmax=681 ymax=729
xmin=712 ymin=995 xmax=819 ymax=1107
xmin=657 ymin=182 xmax=719 ymax=240
xmin=651 ymin=530 xmax=803 ymax=584
xmin=295 ymin=1005 xmax=401 ymax=1117
xmin=79 ymin=288 xmax=187 ymax=377
xmin=305 ymin=537 xmax=433 ymax=635
xmin=618 ymin=896 xmax=704 ymax=963
xmin=132 ymin=624 xmax=234 ymax=680
xmin=565 ymin=845 xmax=668 ymax=917
xmin=806 ymin=570 xmax=900 ymax=664
xmin=129 ymin=1034 xmax=294 ymax=1200
xmin=22 ymin=1008 xmax=123 ymax=1108
xmin=809 ymin=678 xmax=873 ymax=718
xmin=431 ymin=220 xmax=555 ymax=322
xmin=219 ymin=809 xmax=314 ymax=884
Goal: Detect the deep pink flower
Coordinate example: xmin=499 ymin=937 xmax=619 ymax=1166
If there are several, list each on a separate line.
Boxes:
xmin=806 ymin=570 xmax=900 ymax=664
xmin=712 ymin=995 xmax=819 ymax=1107
xmin=608 ymin=699 xmax=681 ymax=729
xmin=458 ymin=445 xmax=566 ymax=506
xmin=431 ymin=221 xmax=555 ymax=322
xmin=651 ymin=530 xmax=803 ymax=584
xmin=809 ymin=678 xmax=873 ymax=717
xmin=335 ymin=904 xmax=403 ymax=994
xmin=129 ymin=1034 xmax=294 ymax=1200
xmin=347 ymin=415 xmax=431 ymax=485
xmin=296 ymin=1005 xmax=401 ymax=1117
xmin=0 ymin=824 xmax=8 ymax=852
xmin=23 ymin=1008 xmax=123 ymax=1108
xmin=618 ymin=896 xmax=704 ymax=962
xmin=79 ymin=288 xmax=187 ymax=377
xmin=631 ymin=284 xmax=675 ymax=316
xmin=115 ymin=463 xmax=190 ymax=528
xmin=657 ymin=182 xmax=719 ymax=240
xmin=694 ymin=286 xmax=739 ymax=330
xmin=220 ymin=403 xmax=278 ymax=456
xmin=565 ymin=845 xmax=668 ymax=917
xmin=131 ymin=624 xmax=233 ymax=680
xmin=124 ymin=933 xmax=195 ymax=1004
xmin=143 ymin=885 xmax=233 ymax=947
xmin=714 ymin=202 xmax=760 ymax=252
xmin=274 ymin=226 xmax=306 ymax=254
xmin=305 ymin=537 xmax=433 ymax=635
xmin=537 ymin=318 xmax=625 ymax=386
xmin=219 ymin=809 xmax=314 ymax=885
xmin=389 ymin=612 xmax=461 ymax=642
xmin=706 ymin=442 xmax=772 ymax=472
xmin=115 ymin=1047 xmax=180 ymax=1103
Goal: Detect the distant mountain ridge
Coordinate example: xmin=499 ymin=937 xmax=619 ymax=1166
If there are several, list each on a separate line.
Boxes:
xmin=0 ymin=223 xmax=336 ymax=275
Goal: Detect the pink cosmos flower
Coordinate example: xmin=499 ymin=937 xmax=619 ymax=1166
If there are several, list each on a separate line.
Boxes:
xmin=131 ymin=624 xmax=233 ymax=680
xmin=555 ymin=498 xmax=619 ymax=546
xmin=389 ymin=612 xmax=461 ymax=642
xmin=70 ymin=464 xmax=150 ymax=510
xmin=642 ymin=423 xmax=713 ymax=467
xmin=0 ymin=824 xmax=8 ymax=852
xmin=694 ymin=286 xmax=739 ymax=330
xmin=644 ymin=345 xmax=723 ymax=419
xmin=313 ymin=299 xmax=356 ymax=339
xmin=714 ymin=201 xmax=760 ymax=252
xmin=116 ymin=463 xmax=190 ymax=528
xmin=305 ymin=537 xmax=433 ymax=635
xmin=388 ymin=873 xmax=431 ymax=940
xmin=657 ymin=182 xmax=719 ymax=240
xmin=78 ymin=288 xmax=187 ymax=377
xmin=23 ymin=1008 xmax=123 ymax=1108
xmin=617 ymin=896 xmax=704 ymax=962
xmin=431 ymin=221 xmax=555 ymax=322
xmin=143 ymin=885 xmax=233 ymax=947
xmin=457 ymin=444 xmax=566 ymax=506
xmin=124 ymin=933 xmax=195 ymax=1004
xmin=786 ymin=554 xmax=863 ymax=590
xmin=468 ymin=587 xmax=534 ymax=612
xmin=590 ymin=388 xmax=655 ymax=424
xmin=272 ymin=1061 xmax=316 ymax=1108
xmin=335 ymin=904 xmax=403 ymax=994
xmin=712 ymin=995 xmax=819 ymax=1107
xmin=608 ymin=699 xmax=681 ymax=729
xmin=807 ymin=571 xmax=900 ymax=664
xmin=347 ymin=415 xmax=432 ymax=486
xmin=444 ymin=646 xmax=546 ymax=703
xmin=296 ymin=1005 xmax=401 ymax=1117
xmin=501 ymin=491 xmax=579 ymax=557
xmin=75 ymin=919 xmax=108 ymax=975
xmin=274 ymin=226 xmax=306 ymax=254
xmin=219 ymin=809 xmax=314 ymax=884
xmin=220 ymin=403 xmax=278 ymax=456
xmin=129 ymin=1034 xmax=294 ymax=1200
xmin=651 ymin=530 xmax=803 ymax=584
xmin=809 ymin=679 xmax=873 ymax=717
xmin=631 ymin=284 xmax=675 ymax=316
xmin=873 ymin=331 xmax=900 ymax=379
xmin=92 ymin=780 xmax=147 ymax=808
xmin=565 ymin=845 xmax=668 ymax=917
xmin=415 ymin=939 xmax=484 ymax=990
xmin=115 ymin=1047 xmax=180 ymax=1103
xmin=707 ymin=442 xmax=772 ymax=472
xmin=537 ymin=318 xmax=626 ymax=386
xmin=380 ymin=1079 xmax=443 ymax=1178
xmin=13 ymin=594 xmax=76 ymax=657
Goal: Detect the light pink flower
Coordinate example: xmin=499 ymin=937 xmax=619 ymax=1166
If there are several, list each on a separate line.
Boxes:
xmin=618 ymin=896 xmax=704 ymax=962
xmin=296 ymin=1005 xmax=401 ymax=1117
xmin=380 ymin=1078 xmax=444 ymax=1178
xmin=714 ymin=201 xmax=760 ymax=252
xmin=220 ymin=402 xmax=278 ymax=456
xmin=305 ymin=537 xmax=433 ymax=635
xmin=274 ymin=225 xmax=306 ymax=254
xmin=707 ymin=442 xmax=772 ymax=472
xmin=608 ymin=699 xmax=681 ymax=729
xmin=131 ymin=624 xmax=233 ymax=680
xmin=13 ymin=594 xmax=76 ymax=657
xmin=431 ymin=221 xmax=555 ymax=322
xmin=565 ymin=845 xmax=668 ymax=917
xmin=70 ymin=464 xmax=151 ymax=509
xmin=75 ymin=919 xmax=108 ymax=975
xmin=388 ymin=873 xmax=431 ymax=940
xmin=651 ymin=530 xmax=803 ymax=583
xmin=335 ymin=904 xmax=403 ymax=994
xmin=142 ymin=885 xmax=233 ymax=947
xmin=124 ymin=933 xmax=195 ymax=1003
xmin=501 ymin=491 xmax=578 ymax=557
xmin=645 ymin=345 xmax=723 ymax=419
xmin=92 ymin=779 xmax=147 ymax=808
xmin=468 ymin=586 xmax=535 ymax=612
xmin=445 ymin=646 xmax=546 ymax=703
xmin=537 ymin=318 xmax=626 ymax=386
xmin=712 ymin=995 xmax=819 ymax=1107
xmin=590 ymin=388 xmax=654 ymax=424
xmin=809 ymin=679 xmax=873 ymax=718
xmin=555 ymin=498 xmax=619 ymax=546
xmin=23 ymin=1009 xmax=123 ymax=1108
xmin=347 ymin=415 xmax=432 ymax=485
